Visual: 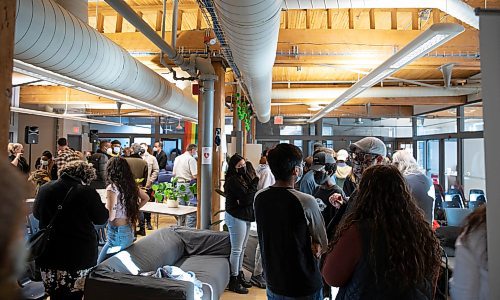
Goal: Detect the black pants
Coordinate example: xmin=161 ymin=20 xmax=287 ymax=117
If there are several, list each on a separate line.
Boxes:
xmin=138 ymin=189 xmax=153 ymax=228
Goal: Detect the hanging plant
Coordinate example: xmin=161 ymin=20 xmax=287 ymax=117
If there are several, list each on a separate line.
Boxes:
xmin=235 ymin=93 xmax=252 ymax=131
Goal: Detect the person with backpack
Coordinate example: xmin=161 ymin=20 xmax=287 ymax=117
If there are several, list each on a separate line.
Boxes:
xmin=89 ymin=140 xmax=111 ymax=189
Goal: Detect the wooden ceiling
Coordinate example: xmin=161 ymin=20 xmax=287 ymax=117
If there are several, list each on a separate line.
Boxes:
xmin=20 ymin=0 xmax=499 ymax=119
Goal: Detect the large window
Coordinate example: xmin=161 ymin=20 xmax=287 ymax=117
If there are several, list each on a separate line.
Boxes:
xmin=444 ymin=139 xmax=458 ymax=190
xmin=463 ymin=102 xmax=484 ymax=132
xmin=463 ymin=138 xmax=486 ymax=197
xmin=280 ymin=126 xmax=303 ymax=135
xmin=322 ymin=118 xmax=412 ymax=137
xmin=426 ymin=140 xmax=440 ymax=182
xmin=416 ymin=108 xmax=457 ymax=136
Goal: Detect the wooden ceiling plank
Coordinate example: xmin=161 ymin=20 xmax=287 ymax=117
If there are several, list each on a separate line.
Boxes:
xmin=327 ymin=9 xmax=333 ymax=29
xmin=271 ymin=96 xmax=466 ymax=106
xmin=391 ymin=9 xmax=397 ymax=30
xmin=270 ymin=105 xmax=413 ymax=118
xmin=433 ymin=9 xmax=440 ymax=24
xmin=369 ymin=9 xmax=375 ymax=30
xmin=306 ymin=9 xmax=311 ymax=29
xmin=116 ymin=14 xmax=123 ymax=33
xmin=155 ymin=10 xmax=163 ymax=32
xmin=196 ymin=9 xmax=202 ymax=30
xmin=412 ymin=9 xmax=419 ymax=30
xmin=348 ymin=9 xmax=354 ymax=29
xmin=97 ymin=13 xmax=105 ymax=33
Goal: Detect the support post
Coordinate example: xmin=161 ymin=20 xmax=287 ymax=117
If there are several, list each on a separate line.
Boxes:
xmin=0 ymin=0 xmax=16 ymax=150
xmin=199 ymin=74 xmax=217 ymax=229
xmin=233 ymin=95 xmax=243 ymax=155
xmin=476 ymin=9 xmax=500 ymax=300
xmin=211 ymin=62 xmax=225 ymax=228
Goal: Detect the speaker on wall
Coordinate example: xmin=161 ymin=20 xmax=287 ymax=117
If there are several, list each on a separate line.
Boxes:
xmin=24 ymin=126 xmax=39 ymax=144
xmin=89 ymin=130 xmax=99 ymax=143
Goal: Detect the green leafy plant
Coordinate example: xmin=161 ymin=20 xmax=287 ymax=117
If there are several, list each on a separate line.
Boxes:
xmin=151 ymin=177 xmax=193 ymax=204
xmin=235 ymin=93 xmax=252 ymax=132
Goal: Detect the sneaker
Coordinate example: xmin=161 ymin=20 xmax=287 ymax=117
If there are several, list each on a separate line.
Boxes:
xmin=135 ymin=228 xmax=146 ymax=236
xmin=228 ymin=276 xmax=248 ymax=294
xmin=238 ymin=271 xmax=252 ymax=288
xmin=250 ymin=274 xmax=266 ymax=289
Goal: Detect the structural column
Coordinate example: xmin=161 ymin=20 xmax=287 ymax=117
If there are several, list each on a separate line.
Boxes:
xmin=211 ymin=62 xmax=225 ymax=227
xmin=233 ymin=97 xmax=243 ymax=155
xmin=0 ymin=0 xmax=16 ymax=150
xmin=477 ymin=9 xmax=500 ymax=300
xmin=198 ymin=74 xmax=217 ymax=229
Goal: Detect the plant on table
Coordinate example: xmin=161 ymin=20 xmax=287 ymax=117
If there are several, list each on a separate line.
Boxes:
xmin=152 ymin=177 xmax=192 ymax=208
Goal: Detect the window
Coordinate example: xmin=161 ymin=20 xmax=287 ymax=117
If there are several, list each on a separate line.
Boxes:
xmin=463 ymin=103 xmax=483 ymax=132
xmin=280 ymin=126 xmax=302 ymax=135
xmin=416 ymin=108 xmax=457 ymax=136
xmin=444 ymin=139 xmax=458 ymax=191
xmin=293 ymin=140 xmax=303 ymax=151
xmin=463 ymin=138 xmax=485 ymax=197
xmin=417 ymin=141 xmax=425 ymax=170
xmin=426 ymin=140 xmax=440 ymax=181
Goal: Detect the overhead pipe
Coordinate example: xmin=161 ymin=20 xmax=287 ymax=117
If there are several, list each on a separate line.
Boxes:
xmin=171 ymin=0 xmax=179 ymax=50
xmin=271 ymin=86 xmax=481 ymax=100
xmin=14 ymin=0 xmax=197 ymax=120
xmin=212 ymin=0 xmax=282 ymax=123
xmin=282 ymin=0 xmax=478 ymax=29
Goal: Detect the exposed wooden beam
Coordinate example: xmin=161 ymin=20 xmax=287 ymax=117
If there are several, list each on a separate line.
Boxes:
xmin=96 ymin=13 xmax=105 ymax=33
xmin=369 ymin=9 xmax=375 ymax=30
xmin=327 ymin=9 xmax=333 ymax=29
xmin=20 ymin=86 xmax=115 ymax=105
xmin=391 ymin=9 xmax=397 ymax=30
xmin=348 ymin=9 xmax=354 ymax=29
xmin=306 ymin=9 xmax=312 ymax=29
xmin=177 ymin=10 xmax=183 ymax=31
xmin=270 ymin=105 xmax=413 ymax=118
xmin=272 ymin=96 xmax=467 ymax=106
xmin=1 ymin=0 xmax=16 ymax=149
xmin=285 ymin=11 xmax=289 ymax=29
xmin=196 ymin=9 xmax=202 ymax=30
xmin=84 ymin=109 xmax=158 ymax=116
xmin=155 ymin=10 xmax=163 ymax=32
xmin=89 ymin=3 xmax=200 ymax=16
xmin=433 ymin=9 xmax=441 ymax=24
xmin=412 ymin=9 xmax=419 ymax=30
xmin=115 ymin=14 xmax=123 ymax=33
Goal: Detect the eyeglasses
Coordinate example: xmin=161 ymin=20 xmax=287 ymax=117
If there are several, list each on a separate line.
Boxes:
xmin=350 ymin=152 xmax=379 ymax=164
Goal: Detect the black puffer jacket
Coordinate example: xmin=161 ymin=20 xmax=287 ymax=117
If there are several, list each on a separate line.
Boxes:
xmin=224 ymin=175 xmax=259 ymax=222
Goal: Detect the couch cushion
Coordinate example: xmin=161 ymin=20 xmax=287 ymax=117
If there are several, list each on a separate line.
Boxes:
xmin=171 ymin=226 xmax=230 ymax=256
xmin=100 ymin=228 xmax=185 ymax=274
xmin=174 ymin=255 xmax=230 ymax=300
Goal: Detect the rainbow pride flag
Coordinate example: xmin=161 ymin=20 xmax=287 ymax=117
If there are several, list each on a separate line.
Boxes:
xmin=183 ymin=121 xmax=198 ymax=149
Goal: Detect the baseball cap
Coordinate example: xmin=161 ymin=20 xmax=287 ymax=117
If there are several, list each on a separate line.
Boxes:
xmin=349 ymin=137 xmax=387 ymax=157
xmin=336 ymin=149 xmax=348 ymax=161
xmin=310 ymin=152 xmax=336 ymax=171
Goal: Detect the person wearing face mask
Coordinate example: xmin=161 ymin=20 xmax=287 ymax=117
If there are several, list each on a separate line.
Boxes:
xmin=326 ymin=137 xmax=386 ymax=238
xmin=35 ymin=150 xmax=58 ymax=180
xmin=254 ymin=144 xmax=327 ymax=300
xmin=110 ymin=140 xmax=122 ymax=157
xmin=224 ymin=154 xmax=259 ymax=294
xmin=139 ymin=143 xmax=159 ymax=231
xmin=153 ymin=141 xmax=167 ymax=171
xmin=8 ymin=143 xmax=30 ymax=174
xmin=334 ymin=149 xmax=352 ymax=191
xmin=172 ymin=144 xmax=198 ymax=227
xmin=89 ymin=140 xmax=111 ymax=189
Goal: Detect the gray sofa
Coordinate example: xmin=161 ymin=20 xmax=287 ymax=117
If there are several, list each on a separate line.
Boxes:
xmin=85 ymin=226 xmax=231 ymax=300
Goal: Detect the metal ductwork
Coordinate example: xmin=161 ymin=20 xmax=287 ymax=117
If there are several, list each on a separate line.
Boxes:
xmin=272 ymin=86 xmax=481 ymax=100
xmin=14 ymin=0 xmax=198 ymax=120
xmin=212 ymin=0 xmax=282 ymax=123
xmin=283 ymin=0 xmax=478 ymax=29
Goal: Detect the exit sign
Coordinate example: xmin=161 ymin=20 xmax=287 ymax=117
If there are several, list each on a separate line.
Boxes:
xmin=274 ymin=116 xmax=283 ymax=125
xmin=72 ymin=126 xmax=80 ymax=134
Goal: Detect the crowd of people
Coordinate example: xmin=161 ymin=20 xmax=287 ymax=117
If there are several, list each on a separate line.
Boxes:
xmin=2 ymin=136 xmax=490 ymax=300
xmin=224 ymin=137 xmax=489 ymax=300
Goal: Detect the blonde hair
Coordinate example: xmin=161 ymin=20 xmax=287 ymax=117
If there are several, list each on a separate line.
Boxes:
xmin=392 ymin=150 xmax=422 ymax=176
xmin=7 ymin=143 xmax=22 ymax=155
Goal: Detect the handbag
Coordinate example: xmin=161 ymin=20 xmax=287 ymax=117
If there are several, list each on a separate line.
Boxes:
xmin=27 ymin=187 xmax=74 ymax=261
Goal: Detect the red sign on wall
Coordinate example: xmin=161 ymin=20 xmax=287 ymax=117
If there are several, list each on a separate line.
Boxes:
xmin=274 ymin=116 xmax=283 ymax=125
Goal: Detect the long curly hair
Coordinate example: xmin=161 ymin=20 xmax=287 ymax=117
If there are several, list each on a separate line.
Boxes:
xmin=60 ymin=161 xmax=96 ymax=185
xmin=105 ymin=157 xmax=140 ymax=224
xmin=331 ymin=164 xmax=441 ymax=292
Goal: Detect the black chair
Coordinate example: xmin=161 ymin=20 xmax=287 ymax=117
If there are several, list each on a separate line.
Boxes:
xmin=443 ymin=194 xmax=464 ymax=209
xmin=469 ymin=189 xmax=486 ymax=209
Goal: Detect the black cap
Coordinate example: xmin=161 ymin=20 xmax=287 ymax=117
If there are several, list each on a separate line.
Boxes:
xmin=310 ymin=152 xmax=336 ymax=171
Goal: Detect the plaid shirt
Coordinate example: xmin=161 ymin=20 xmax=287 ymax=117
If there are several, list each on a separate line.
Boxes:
xmin=55 ymin=148 xmax=81 ymax=173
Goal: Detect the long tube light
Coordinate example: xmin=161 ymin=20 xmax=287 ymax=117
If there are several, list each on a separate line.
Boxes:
xmin=12 ymin=60 xmax=198 ymax=123
xmin=11 ymin=107 xmax=123 ymax=127
xmin=308 ymin=23 xmax=464 ymax=123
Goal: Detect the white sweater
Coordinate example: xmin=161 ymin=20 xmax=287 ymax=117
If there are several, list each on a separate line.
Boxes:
xmin=450 ymin=224 xmax=488 ymax=300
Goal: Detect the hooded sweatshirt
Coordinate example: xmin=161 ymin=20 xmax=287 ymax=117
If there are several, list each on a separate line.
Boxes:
xmin=335 ymin=162 xmax=352 ymax=191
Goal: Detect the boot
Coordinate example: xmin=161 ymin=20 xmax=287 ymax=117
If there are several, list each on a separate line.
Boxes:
xmin=146 ymin=220 xmax=153 ymax=230
xmin=135 ymin=227 xmax=146 ymax=236
xmin=238 ymin=271 xmax=252 ymax=288
xmin=228 ymin=276 xmax=248 ymax=294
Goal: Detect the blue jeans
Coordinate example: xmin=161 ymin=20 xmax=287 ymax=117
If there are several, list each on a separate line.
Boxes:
xmin=267 ymin=289 xmax=323 ymax=300
xmin=225 ymin=212 xmax=251 ymax=276
xmin=97 ymin=223 xmax=134 ymax=263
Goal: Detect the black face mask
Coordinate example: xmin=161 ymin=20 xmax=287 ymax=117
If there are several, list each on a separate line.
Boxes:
xmin=314 ymin=170 xmax=331 ymax=186
xmin=237 ymin=166 xmax=247 ymax=175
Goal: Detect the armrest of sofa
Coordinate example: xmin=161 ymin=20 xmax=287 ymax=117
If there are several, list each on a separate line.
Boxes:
xmin=171 ymin=226 xmax=230 ymax=256
xmin=85 ymin=268 xmax=194 ymax=300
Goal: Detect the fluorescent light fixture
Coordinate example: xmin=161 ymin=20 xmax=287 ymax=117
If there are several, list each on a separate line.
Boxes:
xmin=11 ymin=107 xmax=123 ymax=126
xmin=308 ymin=23 xmax=464 ymax=123
xmin=12 ymin=60 xmax=198 ymax=123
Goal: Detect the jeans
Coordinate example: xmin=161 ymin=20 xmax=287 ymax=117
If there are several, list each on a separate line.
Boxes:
xmin=225 ymin=212 xmax=251 ymax=276
xmin=254 ymin=242 xmax=263 ymax=276
xmin=176 ymin=182 xmax=197 ymax=228
xmin=97 ymin=223 xmax=134 ymax=263
xmin=266 ymin=288 xmax=323 ymax=300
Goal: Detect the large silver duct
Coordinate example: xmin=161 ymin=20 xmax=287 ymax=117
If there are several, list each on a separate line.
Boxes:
xmin=212 ymin=0 xmax=282 ymax=123
xmin=283 ymin=0 xmax=478 ymax=29
xmin=14 ymin=0 xmax=197 ymax=120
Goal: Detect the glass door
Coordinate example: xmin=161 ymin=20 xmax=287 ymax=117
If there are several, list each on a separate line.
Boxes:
xmin=444 ymin=139 xmax=458 ymax=191
xmin=426 ymin=140 xmax=440 ymax=184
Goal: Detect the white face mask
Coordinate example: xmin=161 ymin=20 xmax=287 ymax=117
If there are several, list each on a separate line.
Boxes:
xmin=192 ymin=151 xmax=198 ymax=159
xmin=113 ymin=147 xmax=121 ymax=154
xmin=41 ymin=159 xmax=49 ymax=166
xmin=295 ymin=165 xmax=304 ymax=184
xmin=153 ymin=147 xmax=158 ymax=152
xmin=106 ymin=148 xmax=113 ymax=155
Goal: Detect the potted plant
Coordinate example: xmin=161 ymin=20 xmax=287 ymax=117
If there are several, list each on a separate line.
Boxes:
xmin=152 ymin=177 xmax=191 ymax=208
